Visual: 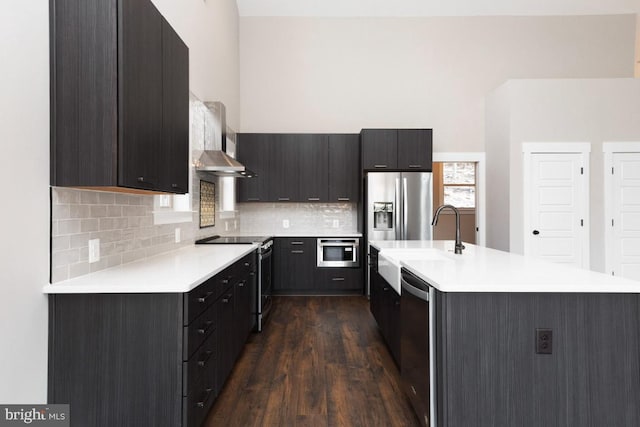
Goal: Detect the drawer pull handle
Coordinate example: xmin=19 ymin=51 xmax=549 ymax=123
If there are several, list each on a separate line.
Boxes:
xmin=198 ymin=320 xmax=214 ymax=335
xmin=332 ymin=277 xmax=345 ymax=281
xmin=408 ymin=164 xmax=422 ymax=168
xmin=197 ymin=291 xmax=213 ymax=304
xmin=249 ymin=271 xmax=256 ymax=276
xmin=223 ymin=294 xmax=233 ymax=303
xmin=244 ymin=262 xmax=250 ymax=267
xmin=196 ymin=388 xmax=213 ymax=408
xmin=308 ymin=197 xmax=320 ymax=201
xmin=291 ymin=241 xmax=304 ymax=245
xmin=238 ymin=280 xmax=246 ymax=287
xmin=278 ymin=197 xmax=290 ymax=201
xmin=337 ymin=198 xmax=350 ymax=201
xmin=373 ymin=164 xmax=387 ymax=168
xmin=197 ymin=350 xmax=214 ymax=367
xmin=291 ymin=250 xmax=304 ymax=254
xmin=137 ymin=176 xmax=154 ymax=185
xmin=222 ymin=278 xmax=230 ymax=284
xmin=383 ymin=286 xmax=390 ymax=291
xmin=247 ymin=198 xmax=260 ymax=201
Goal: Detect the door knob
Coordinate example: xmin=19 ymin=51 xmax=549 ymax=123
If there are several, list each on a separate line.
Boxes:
xmin=532 ymin=230 xmax=540 ymax=235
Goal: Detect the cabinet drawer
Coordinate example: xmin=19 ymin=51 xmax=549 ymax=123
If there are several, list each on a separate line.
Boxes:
xmin=315 ymin=267 xmax=363 ymax=291
xmin=183 ymin=298 xmax=219 ymax=360
xmin=184 ymin=266 xmax=235 ymax=325
xmin=183 ymin=328 xmax=217 ymax=397
xmin=182 ymin=357 xmax=217 ymax=427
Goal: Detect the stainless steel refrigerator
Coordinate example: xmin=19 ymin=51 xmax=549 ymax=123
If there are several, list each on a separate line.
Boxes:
xmin=366 ymin=172 xmax=433 ymax=293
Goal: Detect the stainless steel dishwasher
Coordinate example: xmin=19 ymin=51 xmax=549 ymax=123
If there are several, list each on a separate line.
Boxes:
xmin=401 ymin=268 xmax=436 ymax=427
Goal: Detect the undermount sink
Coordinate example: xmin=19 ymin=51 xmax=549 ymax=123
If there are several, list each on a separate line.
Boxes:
xmin=378 ymin=249 xmax=453 ymax=293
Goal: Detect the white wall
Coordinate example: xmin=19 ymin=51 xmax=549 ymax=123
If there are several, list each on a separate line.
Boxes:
xmin=0 ymin=1 xmax=50 ymax=403
xmin=0 ymin=0 xmax=240 ymax=403
xmin=485 ymin=78 xmax=640 ymax=272
xmin=239 ymin=15 xmax=636 ymax=147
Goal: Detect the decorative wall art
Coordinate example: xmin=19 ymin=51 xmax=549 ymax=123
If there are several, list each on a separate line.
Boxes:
xmin=199 ymin=180 xmax=215 ymax=228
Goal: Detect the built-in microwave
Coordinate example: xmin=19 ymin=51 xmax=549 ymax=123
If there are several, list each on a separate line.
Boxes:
xmin=317 ymin=238 xmax=360 ymax=268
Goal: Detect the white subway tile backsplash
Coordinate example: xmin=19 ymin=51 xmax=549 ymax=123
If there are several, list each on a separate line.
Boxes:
xmin=80 ymin=219 xmax=99 ymax=233
xmin=80 ymin=191 xmax=99 ymax=204
xmin=97 ymin=192 xmax=115 ymax=205
xmin=57 ymin=219 xmax=81 ymax=235
xmin=70 ymin=205 xmax=91 ymax=218
xmin=51 ymin=236 xmax=70 ymax=252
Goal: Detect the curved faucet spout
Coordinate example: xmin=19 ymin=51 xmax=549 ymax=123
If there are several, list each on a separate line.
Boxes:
xmin=432 ymin=204 xmax=465 ymax=254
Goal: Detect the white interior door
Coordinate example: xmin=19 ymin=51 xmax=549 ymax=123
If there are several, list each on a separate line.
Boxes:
xmin=525 ymin=152 xmax=588 ymax=268
xmin=610 ymin=153 xmax=640 ymax=280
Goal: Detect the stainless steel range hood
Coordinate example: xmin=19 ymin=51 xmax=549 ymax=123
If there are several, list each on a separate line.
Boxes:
xmin=194 ymin=101 xmax=255 ymax=178
xmin=194 ymin=150 xmax=256 ymax=178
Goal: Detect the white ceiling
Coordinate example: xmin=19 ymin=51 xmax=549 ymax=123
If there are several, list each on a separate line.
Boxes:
xmin=236 ymin=0 xmax=640 ymax=17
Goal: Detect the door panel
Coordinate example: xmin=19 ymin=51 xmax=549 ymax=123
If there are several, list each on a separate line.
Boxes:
xmin=367 ymin=173 xmax=401 ymax=241
xmin=612 ymin=154 xmax=640 ymax=280
xmin=528 ymin=153 xmax=587 ymax=268
xmin=402 ymin=173 xmax=433 ymax=240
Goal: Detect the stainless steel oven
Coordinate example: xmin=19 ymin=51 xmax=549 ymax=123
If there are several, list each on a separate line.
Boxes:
xmin=316 ymin=238 xmax=360 ymax=268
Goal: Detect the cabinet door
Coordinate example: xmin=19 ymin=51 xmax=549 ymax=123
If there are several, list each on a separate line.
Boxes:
xmin=397 ymin=129 xmax=433 ymax=171
xmin=328 ymin=134 xmax=361 ymax=202
xmin=269 ymin=135 xmax=300 ymax=201
xmin=237 ymin=134 xmax=273 ymax=202
xmin=369 ymin=269 xmax=384 ymax=329
xmin=233 ymin=278 xmax=251 ymax=360
xmin=299 ymin=135 xmax=329 ymax=202
xmin=388 ymin=287 xmax=401 ymax=366
xmin=159 ymin=19 xmax=189 ymax=193
xmin=273 ymin=238 xmax=316 ymax=292
xmin=361 ymin=129 xmax=397 ymax=170
xmin=118 ymin=0 xmax=163 ymax=190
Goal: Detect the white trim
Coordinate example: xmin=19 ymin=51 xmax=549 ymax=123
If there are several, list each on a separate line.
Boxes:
xmin=602 ymin=142 xmax=640 ymax=153
xmin=432 ymin=152 xmax=486 ymax=247
xmin=522 ymin=142 xmax=591 ymax=154
xmin=522 ymin=143 xmax=591 ymax=269
xmin=602 ymin=142 xmax=640 ymax=275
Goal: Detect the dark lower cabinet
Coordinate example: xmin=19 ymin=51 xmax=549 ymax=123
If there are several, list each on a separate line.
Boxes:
xmin=48 ymin=251 xmax=256 ymax=427
xmin=273 ymin=237 xmax=364 ymax=294
xmin=369 ymin=267 xmax=401 ymax=366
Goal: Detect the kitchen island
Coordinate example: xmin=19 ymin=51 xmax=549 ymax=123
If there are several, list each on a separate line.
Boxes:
xmin=370 ymin=240 xmax=640 ymax=427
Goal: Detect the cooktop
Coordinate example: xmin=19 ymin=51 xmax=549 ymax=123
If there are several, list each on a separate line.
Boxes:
xmin=195 ymin=235 xmax=273 ymax=245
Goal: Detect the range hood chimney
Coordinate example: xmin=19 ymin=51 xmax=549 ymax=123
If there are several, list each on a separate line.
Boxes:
xmin=194 ymin=102 xmax=255 ymax=178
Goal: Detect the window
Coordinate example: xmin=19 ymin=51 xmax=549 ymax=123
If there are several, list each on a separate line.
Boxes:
xmin=442 ymin=162 xmax=476 ymax=208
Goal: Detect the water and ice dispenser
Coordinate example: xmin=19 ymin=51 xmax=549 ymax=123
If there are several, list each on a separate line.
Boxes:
xmin=373 ymin=202 xmax=394 ymax=230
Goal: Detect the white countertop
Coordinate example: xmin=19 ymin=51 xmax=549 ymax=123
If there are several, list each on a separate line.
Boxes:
xmin=370 ymin=240 xmax=640 ymax=293
xmin=43 ymin=245 xmax=258 ymax=294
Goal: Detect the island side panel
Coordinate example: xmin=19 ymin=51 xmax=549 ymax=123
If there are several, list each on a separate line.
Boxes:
xmin=438 ymin=292 xmax=640 ymax=427
xmin=48 ymin=293 xmax=184 ymax=427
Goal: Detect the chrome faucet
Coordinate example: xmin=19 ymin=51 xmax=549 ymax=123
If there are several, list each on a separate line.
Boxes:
xmin=432 ymin=204 xmax=465 ymax=254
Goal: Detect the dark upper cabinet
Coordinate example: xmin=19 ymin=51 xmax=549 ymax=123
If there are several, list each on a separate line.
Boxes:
xmin=236 ymin=133 xmax=273 ymax=202
xmin=361 ymin=128 xmax=432 ymax=172
xmin=361 ymin=129 xmax=398 ymax=170
xmin=50 ymin=0 xmax=189 ymax=194
xmin=328 ymin=134 xmax=361 ymax=202
xmin=397 ymin=129 xmax=433 ymax=171
xmin=237 ymin=133 xmax=360 ymax=203
xmin=118 ymin=0 xmax=163 ymax=190
xmin=298 ymin=134 xmax=329 ymax=202
xmin=269 ymin=135 xmax=302 ymax=201
xmin=158 ymin=20 xmax=189 ymax=193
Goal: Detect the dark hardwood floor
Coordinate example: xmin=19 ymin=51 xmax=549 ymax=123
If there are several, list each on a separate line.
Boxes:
xmin=205 ymin=296 xmax=420 ymax=427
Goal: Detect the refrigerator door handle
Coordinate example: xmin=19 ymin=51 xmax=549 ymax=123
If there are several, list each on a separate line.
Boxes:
xmin=403 ymin=177 xmax=408 ymax=240
xmin=395 ymin=177 xmax=402 ymax=240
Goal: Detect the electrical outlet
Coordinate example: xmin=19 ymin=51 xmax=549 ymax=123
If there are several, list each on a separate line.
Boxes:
xmin=159 ymin=195 xmax=171 ymax=207
xmin=88 ymin=239 xmax=100 ymax=263
xmin=536 ymin=329 xmax=553 ymax=354
xmin=282 ymin=219 xmax=290 ymax=229
xmin=333 ymin=219 xmax=340 ymax=228
xmin=174 ymin=228 xmax=181 ymax=243
xmin=225 ymin=222 xmax=229 ymax=231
